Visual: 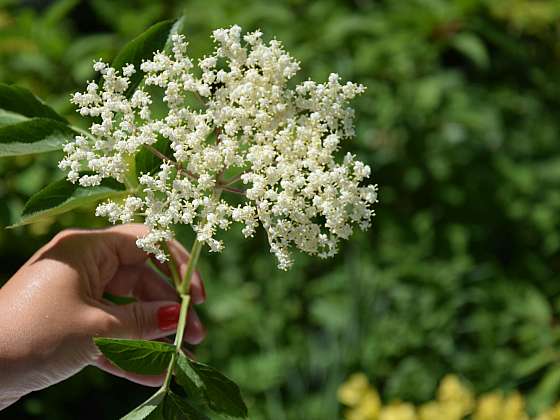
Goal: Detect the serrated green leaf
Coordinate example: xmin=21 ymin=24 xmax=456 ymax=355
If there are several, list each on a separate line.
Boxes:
xmin=121 ymin=390 xmax=165 ymax=420
xmin=0 ymin=83 xmax=66 ymax=123
xmin=12 ymin=176 xmax=127 ymax=227
xmin=135 ymin=136 xmax=172 ymax=176
xmin=0 ymin=118 xmax=76 ymax=157
xmin=177 ymin=353 xmax=248 ymax=418
xmin=163 ymin=392 xmax=210 ymax=420
xmin=94 ymin=338 xmax=175 ymax=375
xmin=111 ymin=19 xmax=177 ymax=97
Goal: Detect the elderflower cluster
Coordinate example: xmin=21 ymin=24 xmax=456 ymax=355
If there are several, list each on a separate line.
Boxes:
xmin=59 ymin=25 xmax=378 ymax=269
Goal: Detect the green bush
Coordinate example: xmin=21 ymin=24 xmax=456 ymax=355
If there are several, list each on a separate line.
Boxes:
xmin=1 ymin=0 xmax=560 ymax=418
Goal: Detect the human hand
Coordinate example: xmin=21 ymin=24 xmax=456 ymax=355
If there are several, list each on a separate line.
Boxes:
xmin=0 ymin=224 xmax=206 ymax=409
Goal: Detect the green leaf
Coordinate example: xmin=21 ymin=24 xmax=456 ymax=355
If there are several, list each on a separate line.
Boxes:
xmin=119 ymin=385 xmax=209 ymax=420
xmin=529 ymin=364 xmax=560 ymax=414
xmin=0 ymin=118 xmax=77 ymax=157
xmin=191 ymin=360 xmax=248 ymax=418
xmin=0 ymin=83 xmax=67 ymax=123
xmin=121 ymin=390 xmax=165 ymax=420
xmin=0 ymin=110 xmax=28 ymax=126
xmin=176 ymin=353 xmax=248 ymax=418
xmin=12 ymin=176 xmax=127 ymax=227
xmin=94 ymin=338 xmax=175 ymax=375
xmin=450 ymin=33 xmax=490 ymax=69
xmin=111 ymin=19 xmax=177 ymax=97
xmin=103 ymin=292 xmax=137 ymax=305
xmin=163 ymin=17 xmax=186 ymax=51
xmin=175 ymin=354 xmax=206 ymax=404
xmin=135 ymin=136 xmax=172 ymax=176
xmin=163 ymin=392 xmax=210 ymax=420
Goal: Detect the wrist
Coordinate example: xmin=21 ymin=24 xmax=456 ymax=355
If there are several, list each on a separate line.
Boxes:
xmin=0 ymin=394 xmax=20 ymax=411
xmin=0 ymin=346 xmax=35 ymax=407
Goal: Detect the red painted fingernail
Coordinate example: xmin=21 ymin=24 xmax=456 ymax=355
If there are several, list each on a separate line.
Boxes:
xmin=158 ymin=304 xmax=180 ymax=331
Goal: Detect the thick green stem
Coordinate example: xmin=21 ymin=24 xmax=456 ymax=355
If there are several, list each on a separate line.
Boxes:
xmin=163 ymin=293 xmax=191 ymax=392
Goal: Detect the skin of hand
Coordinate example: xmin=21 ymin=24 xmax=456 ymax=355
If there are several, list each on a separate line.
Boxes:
xmin=0 ymin=224 xmax=206 ymax=410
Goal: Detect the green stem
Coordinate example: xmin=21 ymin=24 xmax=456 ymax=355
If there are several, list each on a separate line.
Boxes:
xmin=163 ymin=242 xmax=181 ymax=288
xmin=163 ymin=293 xmax=190 ymax=392
xmin=162 ymin=234 xmax=204 ymax=391
xmin=161 ymin=188 xmax=222 ymax=392
xmin=179 ymin=239 xmax=203 ymax=295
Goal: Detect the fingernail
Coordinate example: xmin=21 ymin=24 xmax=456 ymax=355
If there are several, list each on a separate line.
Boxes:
xmin=158 ymin=304 xmax=180 ymax=331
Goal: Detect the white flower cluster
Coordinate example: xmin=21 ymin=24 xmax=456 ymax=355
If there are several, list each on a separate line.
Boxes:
xmin=60 ymin=25 xmax=378 ymax=269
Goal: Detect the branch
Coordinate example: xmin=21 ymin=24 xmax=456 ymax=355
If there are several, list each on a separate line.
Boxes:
xmin=215 ymin=126 xmax=222 ymax=144
xmin=143 ymin=144 xmax=175 ymax=164
xmin=221 ymin=174 xmax=243 ymax=187
xmin=222 ymin=186 xmax=246 ymax=196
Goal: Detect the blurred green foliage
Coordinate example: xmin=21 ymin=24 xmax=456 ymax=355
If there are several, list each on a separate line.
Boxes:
xmin=1 ymin=0 xmax=560 ymax=419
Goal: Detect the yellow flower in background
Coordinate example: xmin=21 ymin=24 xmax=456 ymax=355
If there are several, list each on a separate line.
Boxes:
xmin=418 ymin=401 xmax=446 ymax=420
xmin=338 ymin=373 xmax=553 ymax=420
xmin=379 ymin=402 xmax=417 ymax=420
xmin=338 ymin=373 xmax=373 ymax=407
xmin=346 ymin=389 xmax=381 ymax=420
xmin=474 ymin=391 xmax=529 ymax=420
xmin=437 ymin=374 xmax=474 ymax=417
xmin=419 ymin=400 xmax=465 ymax=420
xmin=503 ymin=392 xmax=528 ymax=420
xmin=432 ymin=374 xmax=474 ymax=419
xmin=474 ymin=392 xmax=505 ymax=420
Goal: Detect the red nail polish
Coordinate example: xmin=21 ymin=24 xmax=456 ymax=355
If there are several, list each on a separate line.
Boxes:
xmin=158 ymin=304 xmax=180 ymax=331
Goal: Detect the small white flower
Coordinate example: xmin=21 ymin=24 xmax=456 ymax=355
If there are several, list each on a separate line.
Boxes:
xmin=122 ymin=64 xmax=136 ymax=77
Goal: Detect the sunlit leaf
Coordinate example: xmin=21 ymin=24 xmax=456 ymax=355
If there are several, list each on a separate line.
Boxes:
xmin=0 ymin=83 xmax=66 ymax=123
xmin=12 ymin=176 xmax=127 ymax=227
xmin=0 ymin=118 xmax=76 ymax=157
xmin=121 ymin=390 xmax=165 ymax=420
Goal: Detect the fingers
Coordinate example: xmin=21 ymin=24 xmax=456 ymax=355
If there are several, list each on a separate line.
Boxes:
xmin=105 ymin=265 xmax=178 ymax=302
xmin=101 ymin=226 xmax=205 ymax=305
xmin=101 ymin=300 xmax=205 ymax=344
xmin=184 ymin=306 xmax=206 ymax=345
xmin=100 ymin=224 xmax=152 ymax=267
xmin=93 ymin=355 xmax=165 ymax=387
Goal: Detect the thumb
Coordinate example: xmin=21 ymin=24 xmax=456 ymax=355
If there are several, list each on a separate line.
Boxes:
xmin=106 ymin=301 xmax=181 ymax=341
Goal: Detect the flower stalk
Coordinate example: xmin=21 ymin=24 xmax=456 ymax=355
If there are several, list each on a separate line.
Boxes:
xmin=162 ymin=234 xmax=203 ymax=391
xmin=163 ymin=293 xmax=191 ymax=392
